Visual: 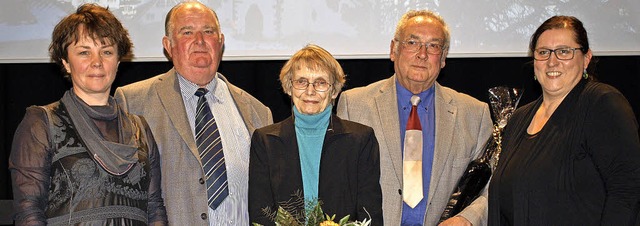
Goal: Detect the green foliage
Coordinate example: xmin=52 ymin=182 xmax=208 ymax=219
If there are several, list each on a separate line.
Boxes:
xmin=304 ymin=199 xmax=325 ymax=226
xmin=253 ymin=190 xmax=371 ymax=226
xmin=275 ymin=206 xmax=301 ymax=226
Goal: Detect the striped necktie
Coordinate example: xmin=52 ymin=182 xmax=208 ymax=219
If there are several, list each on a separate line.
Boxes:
xmin=403 ymin=95 xmax=423 ymax=208
xmin=195 ymin=88 xmax=228 ymax=209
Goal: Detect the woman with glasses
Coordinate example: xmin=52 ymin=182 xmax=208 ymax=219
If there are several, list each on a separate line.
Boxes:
xmin=488 ymin=16 xmax=640 ymax=225
xmin=248 ymin=44 xmax=383 ymax=225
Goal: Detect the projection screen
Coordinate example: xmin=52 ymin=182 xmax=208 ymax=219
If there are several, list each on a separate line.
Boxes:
xmin=0 ymin=0 xmax=638 ymax=63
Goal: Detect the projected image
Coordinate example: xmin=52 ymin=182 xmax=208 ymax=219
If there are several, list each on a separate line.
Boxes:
xmin=465 ymin=0 xmax=640 ymax=55
xmin=0 ymin=0 xmax=638 ymax=62
xmin=0 ymin=0 xmax=179 ymax=61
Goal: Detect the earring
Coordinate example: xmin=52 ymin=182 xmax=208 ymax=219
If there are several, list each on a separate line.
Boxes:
xmin=533 ymin=75 xmax=537 ymax=81
xmin=583 ymin=70 xmax=589 ymax=79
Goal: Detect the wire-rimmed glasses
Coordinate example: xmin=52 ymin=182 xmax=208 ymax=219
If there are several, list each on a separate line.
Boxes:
xmin=291 ymin=78 xmax=332 ymax=92
xmin=397 ymin=39 xmax=444 ymax=55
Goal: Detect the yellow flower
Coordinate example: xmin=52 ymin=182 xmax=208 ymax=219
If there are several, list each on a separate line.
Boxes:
xmin=319 ymin=220 xmax=340 ymax=226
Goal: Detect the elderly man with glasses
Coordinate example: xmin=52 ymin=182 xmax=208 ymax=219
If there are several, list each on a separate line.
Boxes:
xmin=337 ymin=10 xmax=493 ymax=226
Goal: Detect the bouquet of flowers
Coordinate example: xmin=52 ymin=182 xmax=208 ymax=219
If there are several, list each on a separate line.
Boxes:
xmin=253 ymin=191 xmax=371 ymax=226
xmin=438 ymin=86 xmax=522 ymax=222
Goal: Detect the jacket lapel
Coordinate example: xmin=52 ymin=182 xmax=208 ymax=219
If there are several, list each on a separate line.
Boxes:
xmin=375 ymin=76 xmax=403 ymax=187
xmin=428 ymin=83 xmax=456 ymax=205
xmin=219 ymin=74 xmax=255 ymax=134
xmin=321 ymin=115 xmax=347 ymax=153
xmin=155 ymin=69 xmax=200 ymax=159
xmin=263 ymin=117 xmax=303 ymax=198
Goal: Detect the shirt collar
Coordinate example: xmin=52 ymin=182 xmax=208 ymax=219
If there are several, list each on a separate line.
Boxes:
xmin=395 ymin=80 xmax=435 ymax=108
xmin=177 ymin=72 xmax=224 ymax=103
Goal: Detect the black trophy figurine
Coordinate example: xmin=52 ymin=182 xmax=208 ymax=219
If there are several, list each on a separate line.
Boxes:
xmin=439 ymin=86 xmax=522 ymax=222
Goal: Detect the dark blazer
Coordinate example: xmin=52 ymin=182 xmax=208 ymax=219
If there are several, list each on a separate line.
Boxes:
xmin=249 ymin=115 xmax=383 ymax=225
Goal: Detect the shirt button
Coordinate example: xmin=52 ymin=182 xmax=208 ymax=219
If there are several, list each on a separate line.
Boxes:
xmin=201 ymin=213 xmax=207 ymax=220
xmin=199 ymin=178 xmax=205 ymax=184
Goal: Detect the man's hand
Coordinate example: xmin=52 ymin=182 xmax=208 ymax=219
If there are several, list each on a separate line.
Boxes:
xmin=437 ymin=216 xmax=472 ymax=226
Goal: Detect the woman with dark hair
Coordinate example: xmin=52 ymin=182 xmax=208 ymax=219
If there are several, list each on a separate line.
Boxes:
xmin=488 ymin=15 xmax=640 ymax=225
xmin=248 ymin=44 xmax=383 ymax=225
xmin=9 ymin=4 xmax=167 ymax=225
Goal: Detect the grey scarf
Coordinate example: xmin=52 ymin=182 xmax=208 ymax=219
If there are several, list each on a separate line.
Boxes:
xmin=61 ymin=90 xmax=139 ymax=175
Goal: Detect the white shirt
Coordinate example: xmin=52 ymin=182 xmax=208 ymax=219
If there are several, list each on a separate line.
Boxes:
xmin=178 ymin=73 xmax=251 ymax=225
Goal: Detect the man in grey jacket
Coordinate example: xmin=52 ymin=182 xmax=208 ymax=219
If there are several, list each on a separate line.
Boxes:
xmin=115 ymin=1 xmax=272 ymax=225
xmin=337 ymin=10 xmax=492 ymax=226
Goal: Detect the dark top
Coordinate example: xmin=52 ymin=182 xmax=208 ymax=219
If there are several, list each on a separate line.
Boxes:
xmin=248 ymin=115 xmax=383 ymax=225
xmin=488 ymin=80 xmax=640 ymax=225
xmin=9 ymin=98 xmax=167 ymax=225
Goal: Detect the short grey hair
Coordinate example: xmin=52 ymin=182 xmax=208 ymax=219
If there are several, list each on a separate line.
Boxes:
xmin=393 ymin=10 xmax=450 ymax=53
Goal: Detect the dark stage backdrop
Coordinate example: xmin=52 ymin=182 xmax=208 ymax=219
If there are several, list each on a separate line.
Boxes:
xmin=1 ymin=56 xmax=639 ymax=205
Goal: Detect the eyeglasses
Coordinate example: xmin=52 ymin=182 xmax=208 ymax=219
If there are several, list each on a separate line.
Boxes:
xmin=533 ymin=47 xmax=582 ymax=61
xmin=291 ymin=79 xmax=332 ymax=92
xmin=397 ymin=39 xmax=444 ymax=55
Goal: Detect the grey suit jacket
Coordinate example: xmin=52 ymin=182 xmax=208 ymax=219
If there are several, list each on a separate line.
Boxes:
xmin=114 ymin=68 xmax=273 ymax=225
xmin=337 ymin=75 xmax=492 ymax=226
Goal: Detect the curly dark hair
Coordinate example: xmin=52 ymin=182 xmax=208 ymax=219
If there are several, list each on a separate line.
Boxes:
xmin=49 ymin=3 xmax=132 ymax=79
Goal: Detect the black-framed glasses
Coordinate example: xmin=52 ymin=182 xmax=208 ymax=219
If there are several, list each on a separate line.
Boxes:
xmin=533 ymin=47 xmax=582 ymax=61
xmin=397 ymin=39 xmax=444 ymax=55
xmin=291 ymin=78 xmax=332 ymax=92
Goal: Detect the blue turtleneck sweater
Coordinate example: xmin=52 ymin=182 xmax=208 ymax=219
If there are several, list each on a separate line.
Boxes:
xmin=293 ymin=105 xmax=332 ymax=203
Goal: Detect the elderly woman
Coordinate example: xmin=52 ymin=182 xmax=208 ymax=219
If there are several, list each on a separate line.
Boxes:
xmin=488 ymin=16 xmax=640 ymax=225
xmin=9 ymin=4 xmax=167 ymax=225
xmin=248 ymin=44 xmax=383 ymax=225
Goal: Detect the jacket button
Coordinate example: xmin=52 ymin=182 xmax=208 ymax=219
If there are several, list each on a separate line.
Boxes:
xmin=199 ymin=178 xmax=205 ymax=184
xmin=201 ymin=213 xmax=207 ymax=220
